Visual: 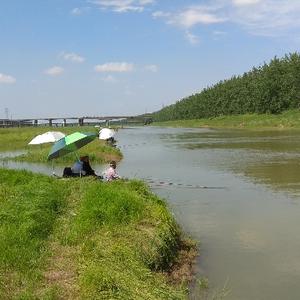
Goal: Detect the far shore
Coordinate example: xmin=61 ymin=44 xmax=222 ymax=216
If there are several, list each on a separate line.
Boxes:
xmin=152 ymin=109 xmax=300 ymax=130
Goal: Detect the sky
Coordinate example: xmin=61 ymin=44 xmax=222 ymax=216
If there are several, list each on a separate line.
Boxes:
xmin=1 ymin=0 xmax=300 ymax=119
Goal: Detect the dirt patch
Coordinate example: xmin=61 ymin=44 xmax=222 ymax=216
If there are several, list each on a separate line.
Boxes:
xmin=165 ymin=238 xmax=198 ymax=285
xmin=40 ymin=242 xmax=80 ymax=299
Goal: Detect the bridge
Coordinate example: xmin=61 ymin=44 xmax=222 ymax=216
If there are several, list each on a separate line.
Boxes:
xmin=0 ymin=115 xmax=153 ymax=128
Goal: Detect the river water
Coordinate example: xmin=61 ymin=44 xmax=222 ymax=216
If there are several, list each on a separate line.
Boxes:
xmin=2 ymin=126 xmax=300 ymax=299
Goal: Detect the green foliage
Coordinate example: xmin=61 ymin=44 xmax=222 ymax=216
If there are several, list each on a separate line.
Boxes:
xmin=70 ymin=181 xmax=145 ymax=236
xmin=64 ymin=179 xmax=186 ymax=299
xmin=0 ymin=169 xmax=189 ymax=299
xmin=0 ymin=169 xmax=68 ymax=298
xmin=152 ymin=53 xmax=300 ymax=122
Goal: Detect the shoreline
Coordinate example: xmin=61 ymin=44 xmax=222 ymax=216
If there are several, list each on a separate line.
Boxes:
xmin=152 ymin=109 xmax=300 ymax=130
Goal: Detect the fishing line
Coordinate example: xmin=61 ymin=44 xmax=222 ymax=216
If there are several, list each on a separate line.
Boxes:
xmin=117 ymin=142 xmax=148 ymax=149
xmin=141 ymin=177 xmax=226 ymax=190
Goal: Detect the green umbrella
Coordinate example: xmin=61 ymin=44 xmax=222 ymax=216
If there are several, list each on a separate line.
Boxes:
xmin=47 ymin=132 xmax=97 ymax=160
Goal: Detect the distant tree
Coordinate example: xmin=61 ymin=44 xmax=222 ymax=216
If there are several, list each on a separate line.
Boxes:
xmin=152 ymin=53 xmax=300 ymax=121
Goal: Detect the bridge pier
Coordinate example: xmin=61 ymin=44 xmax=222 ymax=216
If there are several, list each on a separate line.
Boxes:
xmin=34 ymin=119 xmax=38 ymax=127
xmin=49 ymin=119 xmax=53 ymax=127
xmin=63 ymin=119 xmax=67 ymax=127
xmin=78 ymin=118 xmax=84 ymax=126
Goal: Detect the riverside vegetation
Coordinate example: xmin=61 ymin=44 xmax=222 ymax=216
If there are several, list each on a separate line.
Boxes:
xmin=153 ymin=109 xmax=300 ymax=129
xmin=152 ymin=53 xmax=300 ymax=124
xmin=0 ymin=168 xmax=196 ymax=299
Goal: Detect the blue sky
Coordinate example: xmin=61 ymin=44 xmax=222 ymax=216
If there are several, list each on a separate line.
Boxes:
xmin=1 ymin=0 xmax=300 ymax=119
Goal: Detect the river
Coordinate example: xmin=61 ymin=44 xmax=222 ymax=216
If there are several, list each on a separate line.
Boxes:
xmin=2 ymin=126 xmax=300 ymax=299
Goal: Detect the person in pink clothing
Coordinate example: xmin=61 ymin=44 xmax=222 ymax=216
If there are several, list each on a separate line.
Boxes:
xmin=105 ymin=160 xmax=120 ymax=181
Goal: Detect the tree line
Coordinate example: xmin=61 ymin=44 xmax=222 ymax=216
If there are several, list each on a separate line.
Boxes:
xmin=152 ymin=53 xmax=300 ymax=121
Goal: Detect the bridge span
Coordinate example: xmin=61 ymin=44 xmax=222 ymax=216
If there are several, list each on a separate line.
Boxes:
xmin=0 ymin=115 xmax=152 ymax=128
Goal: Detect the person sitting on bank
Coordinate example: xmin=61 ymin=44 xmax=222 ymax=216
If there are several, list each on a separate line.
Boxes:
xmin=106 ymin=136 xmax=116 ymax=147
xmin=104 ymin=160 xmax=120 ymax=181
xmin=71 ymin=158 xmax=84 ymax=176
xmin=71 ymin=155 xmax=96 ymax=177
xmin=81 ymin=155 xmax=96 ymax=176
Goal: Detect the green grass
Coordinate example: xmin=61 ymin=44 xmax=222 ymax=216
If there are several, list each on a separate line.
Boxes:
xmin=153 ymin=109 xmax=300 ymax=129
xmin=0 ymin=126 xmax=122 ymax=164
xmin=0 ymin=168 xmax=193 ymax=299
xmin=0 ymin=169 xmax=68 ymax=299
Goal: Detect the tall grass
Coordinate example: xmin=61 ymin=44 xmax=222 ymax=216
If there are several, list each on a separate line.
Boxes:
xmin=0 ymin=169 xmax=192 ymax=299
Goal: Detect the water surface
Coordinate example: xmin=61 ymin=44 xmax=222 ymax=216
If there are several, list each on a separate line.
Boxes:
xmin=117 ymin=127 xmax=300 ymax=300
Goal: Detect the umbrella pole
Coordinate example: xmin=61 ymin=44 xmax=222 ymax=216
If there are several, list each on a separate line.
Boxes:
xmin=51 ymin=160 xmax=55 ymax=176
xmin=74 ymin=152 xmax=82 ymax=177
xmin=74 ymin=151 xmax=80 ymax=161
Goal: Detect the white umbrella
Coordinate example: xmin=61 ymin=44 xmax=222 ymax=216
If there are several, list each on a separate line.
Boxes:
xmin=99 ymin=128 xmax=115 ymax=140
xmin=28 ymin=131 xmax=66 ymax=145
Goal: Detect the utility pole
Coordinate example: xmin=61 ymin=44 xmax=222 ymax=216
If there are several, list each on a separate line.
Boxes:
xmin=5 ymin=107 xmax=9 ymax=119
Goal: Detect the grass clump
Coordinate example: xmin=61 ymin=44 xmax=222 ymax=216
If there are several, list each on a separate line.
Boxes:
xmin=65 ymin=179 xmax=188 ymax=299
xmin=0 ymin=169 xmax=195 ymax=299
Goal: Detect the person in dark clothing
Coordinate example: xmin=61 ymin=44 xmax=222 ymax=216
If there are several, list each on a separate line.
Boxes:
xmin=80 ymin=155 xmax=96 ymax=176
xmin=106 ymin=136 xmax=116 ymax=147
xmin=64 ymin=155 xmax=100 ymax=178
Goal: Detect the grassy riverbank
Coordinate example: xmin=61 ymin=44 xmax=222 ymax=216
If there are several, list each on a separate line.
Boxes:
xmin=0 ymin=126 xmax=122 ymax=164
xmin=0 ymin=168 xmax=196 ymax=299
xmin=153 ymin=109 xmax=300 ymax=129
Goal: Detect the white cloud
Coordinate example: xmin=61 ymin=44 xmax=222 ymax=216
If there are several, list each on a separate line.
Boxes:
xmin=145 ymin=64 xmax=158 ymax=72
xmin=229 ymin=0 xmax=300 ymax=36
xmin=154 ymin=6 xmax=226 ymax=29
xmin=152 ymin=11 xmax=171 ymax=18
xmin=152 ymin=5 xmax=221 ymax=43
xmin=101 ymin=75 xmax=117 ymax=83
xmin=94 ymin=62 xmax=134 ymax=72
xmin=213 ymin=30 xmax=227 ymax=36
xmin=212 ymin=30 xmax=227 ymax=40
xmin=0 ymin=73 xmax=16 ymax=84
xmin=173 ymin=7 xmax=225 ymax=28
xmin=90 ymin=0 xmax=154 ymax=13
xmin=153 ymin=1 xmax=300 ymax=38
xmin=139 ymin=0 xmax=154 ymax=4
xmin=61 ymin=52 xmax=85 ymax=63
xmin=44 ymin=66 xmax=64 ymax=76
xmin=232 ymin=0 xmax=261 ymax=6
xmin=185 ymin=31 xmax=199 ymax=44
xmin=71 ymin=8 xmax=82 ymax=15
xmin=70 ymin=7 xmax=90 ymax=15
